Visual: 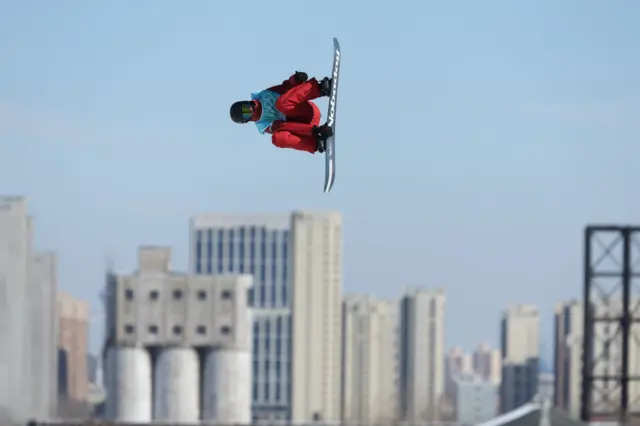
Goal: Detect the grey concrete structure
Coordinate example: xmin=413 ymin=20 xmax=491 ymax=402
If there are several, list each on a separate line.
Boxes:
xmin=0 ymin=196 xmax=30 ymax=423
xmin=0 ymin=197 xmax=57 ymax=423
xmin=104 ymin=246 xmax=252 ymax=423
xmin=104 ymin=346 xmax=152 ymax=422
xmin=30 ymin=251 xmax=59 ymax=418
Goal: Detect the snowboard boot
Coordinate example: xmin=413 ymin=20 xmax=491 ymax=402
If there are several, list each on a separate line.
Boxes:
xmin=318 ymin=77 xmax=333 ymax=97
xmin=313 ymin=124 xmax=333 ymax=153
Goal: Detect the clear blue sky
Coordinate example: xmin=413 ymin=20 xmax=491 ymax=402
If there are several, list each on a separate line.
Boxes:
xmin=1 ymin=1 xmax=639 ymax=358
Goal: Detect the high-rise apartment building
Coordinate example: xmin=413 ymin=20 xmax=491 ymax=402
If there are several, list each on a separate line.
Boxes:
xmin=398 ymin=287 xmax=446 ymax=422
xmin=0 ymin=196 xmax=30 ymax=422
xmin=553 ymin=300 xmax=583 ymax=418
xmin=190 ymin=214 xmax=291 ymax=422
xmin=500 ymin=304 xmax=540 ymax=413
xmin=30 ymin=251 xmax=59 ymax=418
xmin=341 ymin=294 xmax=398 ymax=423
xmin=0 ymin=198 xmax=59 ymax=422
xmin=289 ymin=211 xmax=343 ymax=423
xmin=445 ymin=346 xmax=472 ymax=403
xmin=58 ymin=290 xmax=90 ymax=403
xmin=473 ymin=343 xmax=502 ymax=385
xmin=454 ymin=372 xmax=498 ymax=424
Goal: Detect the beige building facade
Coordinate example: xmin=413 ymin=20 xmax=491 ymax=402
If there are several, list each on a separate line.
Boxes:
xmin=473 ymin=342 xmax=502 ymax=385
xmin=341 ymin=294 xmax=398 ymax=423
xmin=58 ymin=290 xmax=90 ymax=403
xmin=398 ymin=287 xmax=446 ymax=422
xmin=290 ymin=211 xmax=343 ymax=423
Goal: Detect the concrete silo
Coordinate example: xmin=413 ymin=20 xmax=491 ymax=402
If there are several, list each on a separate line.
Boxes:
xmin=202 ymin=346 xmax=252 ymax=423
xmin=104 ymin=346 xmax=152 ymax=422
xmin=201 ymin=277 xmax=253 ymax=424
xmin=153 ymin=347 xmax=200 ymax=423
xmin=104 ymin=246 xmax=254 ymax=424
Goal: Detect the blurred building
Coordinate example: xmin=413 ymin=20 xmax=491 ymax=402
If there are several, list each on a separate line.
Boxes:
xmin=454 ymin=372 xmax=498 ymax=424
xmin=0 ymin=196 xmax=58 ymax=422
xmin=30 ymin=251 xmax=59 ymax=418
xmin=87 ymin=354 xmax=99 ymax=384
xmin=398 ymin=287 xmax=446 ymax=422
xmin=538 ymin=371 xmax=554 ymax=401
xmin=103 ymin=246 xmax=252 ymax=424
xmin=289 ymin=211 xmax=343 ymax=423
xmin=341 ymin=294 xmax=398 ymax=423
xmin=445 ymin=346 xmax=472 ymax=404
xmin=57 ymin=290 xmax=90 ymax=404
xmin=473 ymin=342 xmax=502 ymax=385
xmin=554 ymin=300 xmax=583 ymax=418
xmin=554 ymin=298 xmax=640 ymax=419
xmin=500 ymin=304 xmax=540 ymax=413
xmin=0 ymin=196 xmax=30 ymax=422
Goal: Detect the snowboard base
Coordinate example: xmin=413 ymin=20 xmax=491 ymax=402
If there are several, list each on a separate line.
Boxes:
xmin=323 ymin=38 xmax=341 ymax=193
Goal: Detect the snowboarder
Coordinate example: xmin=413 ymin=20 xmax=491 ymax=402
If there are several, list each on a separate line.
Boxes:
xmin=229 ymin=71 xmax=334 ymax=154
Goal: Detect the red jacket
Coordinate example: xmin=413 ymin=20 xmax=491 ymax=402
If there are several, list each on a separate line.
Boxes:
xmin=249 ymin=73 xmax=302 ymax=125
xmin=251 ymin=74 xmax=319 ymax=153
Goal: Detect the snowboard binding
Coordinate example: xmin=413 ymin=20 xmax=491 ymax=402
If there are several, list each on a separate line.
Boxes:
xmin=314 ymin=124 xmax=333 ymax=153
xmin=318 ymin=77 xmax=333 ymax=97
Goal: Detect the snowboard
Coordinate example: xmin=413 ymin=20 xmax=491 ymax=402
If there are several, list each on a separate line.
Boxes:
xmin=323 ymin=37 xmax=341 ymax=193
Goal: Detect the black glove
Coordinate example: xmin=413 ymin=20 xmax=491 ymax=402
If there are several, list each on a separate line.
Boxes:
xmin=294 ymin=71 xmax=308 ymax=83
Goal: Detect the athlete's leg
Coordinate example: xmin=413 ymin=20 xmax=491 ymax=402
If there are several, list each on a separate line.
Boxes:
xmin=275 ymin=79 xmax=326 ymax=115
xmin=271 ymin=118 xmax=331 ymax=153
xmin=286 ymin=101 xmax=322 ymax=126
xmin=272 ymin=122 xmax=317 ymax=153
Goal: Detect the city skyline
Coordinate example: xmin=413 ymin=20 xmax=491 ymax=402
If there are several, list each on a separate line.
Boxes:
xmin=11 ymin=199 xmax=564 ymax=360
xmin=7 ymin=193 xmax=639 ymax=424
xmin=3 ymin=195 xmax=565 ymax=359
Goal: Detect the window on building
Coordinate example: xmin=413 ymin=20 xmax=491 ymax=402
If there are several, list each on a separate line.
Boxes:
xmin=221 ymin=326 xmax=231 ymax=335
xmin=125 ymin=289 xmax=134 ymax=300
xmin=148 ymin=325 xmax=158 ymax=334
xmin=196 ymin=325 xmax=206 ymax=335
xmin=221 ymin=290 xmax=233 ymax=300
xmin=173 ymin=289 xmax=183 ymax=299
xmin=149 ymin=290 xmax=159 ymax=300
xmin=173 ymin=325 xmax=182 ymax=335
xmin=197 ymin=290 xmax=207 ymax=300
xmin=125 ymin=324 xmax=134 ymax=334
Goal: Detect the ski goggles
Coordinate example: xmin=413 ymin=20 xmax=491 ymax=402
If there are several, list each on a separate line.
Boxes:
xmin=241 ymin=102 xmax=254 ymax=121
